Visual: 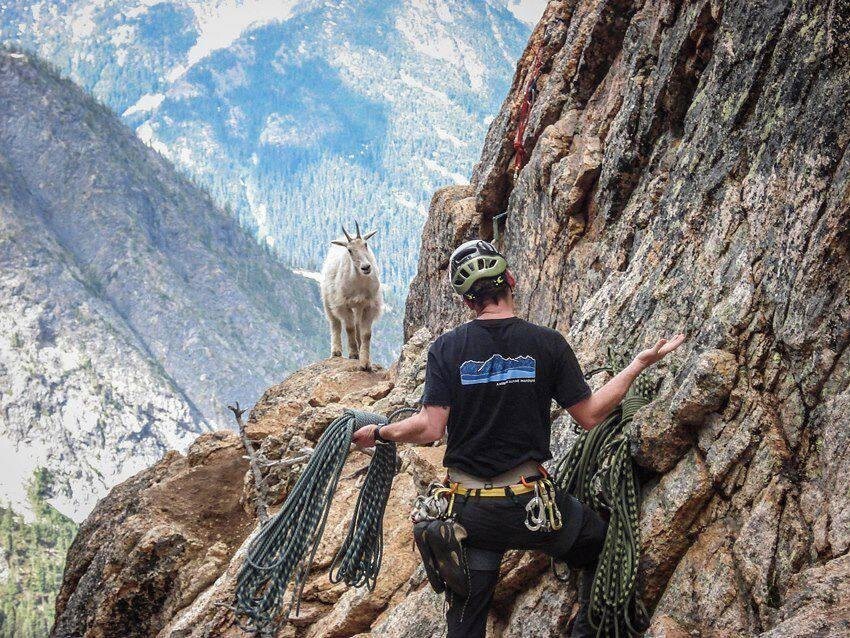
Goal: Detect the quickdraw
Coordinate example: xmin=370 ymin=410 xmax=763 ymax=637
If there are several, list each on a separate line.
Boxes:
xmin=523 ymin=477 xmax=563 ymax=532
xmin=411 ymin=482 xmax=456 ymax=523
xmin=494 ymin=40 xmax=546 ymax=246
xmin=512 ymin=47 xmax=544 ymax=180
xmin=495 ymin=16 xmax=568 ymax=246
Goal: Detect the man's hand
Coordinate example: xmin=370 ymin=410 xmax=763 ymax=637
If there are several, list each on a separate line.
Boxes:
xmin=634 ymin=333 xmax=686 ymax=369
xmin=352 ymin=424 xmax=378 ymax=448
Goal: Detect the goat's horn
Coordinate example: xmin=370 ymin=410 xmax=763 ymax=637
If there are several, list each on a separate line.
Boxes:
xmin=342 ymin=226 xmax=353 ymax=242
xmin=354 ymin=221 xmax=362 ymax=238
xmin=363 ymin=230 xmax=378 ymax=241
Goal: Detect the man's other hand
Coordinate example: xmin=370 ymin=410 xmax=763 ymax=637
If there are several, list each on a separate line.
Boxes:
xmin=635 ymin=333 xmax=686 ymax=368
xmin=352 ymin=424 xmax=378 ymax=448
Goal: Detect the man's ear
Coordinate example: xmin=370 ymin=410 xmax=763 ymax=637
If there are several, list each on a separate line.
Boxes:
xmin=331 ymin=240 xmax=348 ymax=247
xmin=506 ymin=270 xmax=516 ymax=288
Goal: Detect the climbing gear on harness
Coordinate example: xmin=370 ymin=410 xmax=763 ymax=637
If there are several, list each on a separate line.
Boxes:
xmin=413 ymin=518 xmax=470 ymax=597
xmin=411 ymin=481 xmax=455 ymax=523
xmin=233 ymin=407 xmax=413 ymax=635
xmin=553 ymin=348 xmax=654 ymax=637
xmin=523 ymin=477 xmax=563 ymax=532
xmin=411 ymin=482 xmax=471 ymax=598
xmin=449 ymin=240 xmax=508 ymax=298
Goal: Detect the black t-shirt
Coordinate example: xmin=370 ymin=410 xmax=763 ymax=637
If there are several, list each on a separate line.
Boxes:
xmin=421 ymin=317 xmax=591 ymax=477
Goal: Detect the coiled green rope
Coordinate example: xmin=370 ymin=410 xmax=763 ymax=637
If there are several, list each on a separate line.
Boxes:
xmin=553 ymin=349 xmax=653 ymax=637
xmin=234 ymin=407 xmax=411 ymax=634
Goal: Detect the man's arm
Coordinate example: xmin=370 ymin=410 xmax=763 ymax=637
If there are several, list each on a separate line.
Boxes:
xmin=351 ymin=405 xmax=450 ymax=448
xmin=568 ymin=334 xmax=685 ymax=430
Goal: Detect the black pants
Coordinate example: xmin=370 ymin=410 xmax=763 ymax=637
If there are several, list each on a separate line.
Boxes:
xmin=445 ymin=488 xmax=607 ymax=638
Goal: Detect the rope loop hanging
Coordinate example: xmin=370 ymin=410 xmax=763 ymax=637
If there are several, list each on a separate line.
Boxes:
xmin=553 ymin=347 xmax=653 ymax=636
xmin=233 ymin=407 xmax=414 ymax=634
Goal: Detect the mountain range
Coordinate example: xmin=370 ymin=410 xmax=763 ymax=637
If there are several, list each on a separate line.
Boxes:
xmin=0 ymin=0 xmax=541 ymax=297
xmin=0 ymin=49 xmax=325 ymax=520
xmin=0 ymin=0 xmax=541 ymax=522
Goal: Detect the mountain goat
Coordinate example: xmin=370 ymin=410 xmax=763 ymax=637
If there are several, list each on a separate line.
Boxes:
xmin=320 ymin=222 xmax=382 ymax=371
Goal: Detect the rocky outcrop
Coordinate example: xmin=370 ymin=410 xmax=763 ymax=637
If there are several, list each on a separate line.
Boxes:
xmin=52 ymin=431 xmax=253 ymax=638
xmin=55 ymin=1 xmax=849 ymax=637
xmin=406 ymin=0 xmax=850 ymax=635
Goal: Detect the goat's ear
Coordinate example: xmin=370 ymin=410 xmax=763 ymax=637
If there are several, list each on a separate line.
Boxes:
xmin=331 ymin=240 xmax=348 ymax=247
xmin=362 ymin=230 xmax=378 ymax=241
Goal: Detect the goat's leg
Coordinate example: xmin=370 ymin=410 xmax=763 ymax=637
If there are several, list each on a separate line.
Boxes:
xmin=325 ymin=301 xmax=342 ymax=357
xmin=342 ymin=310 xmax=359 ymax=359
xmin=353 ymin=307 xmax=362 ymax=354
xmin=358 ymin=309 xmax=376 ymax=371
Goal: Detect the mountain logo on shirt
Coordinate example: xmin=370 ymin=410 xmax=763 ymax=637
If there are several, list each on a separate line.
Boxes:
xmin=459 ymin=354 xmax=537 ymax=386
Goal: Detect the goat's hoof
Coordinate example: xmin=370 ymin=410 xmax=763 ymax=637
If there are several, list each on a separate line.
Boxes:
xmin=360 ymin=364 xmax=372 ymax=372
xmin=331 ymin=350 xmax=342 ymax=357
xmin=348 ymin=354 xmax=359 ymax=360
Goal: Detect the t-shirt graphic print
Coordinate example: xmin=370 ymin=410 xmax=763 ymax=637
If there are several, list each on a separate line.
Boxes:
xmin=459 ymin=354 xmax=537 ymax=386
xmin=421 ymin=317 xmax=591 ymax=477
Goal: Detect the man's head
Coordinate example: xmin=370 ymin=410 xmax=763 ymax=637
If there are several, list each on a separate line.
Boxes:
xmin=449 ymin=240 xmax=514 ymax=313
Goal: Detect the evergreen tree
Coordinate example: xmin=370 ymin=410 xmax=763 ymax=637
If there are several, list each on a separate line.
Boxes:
xmin=0 ymin=469 xmax=77 ymax=638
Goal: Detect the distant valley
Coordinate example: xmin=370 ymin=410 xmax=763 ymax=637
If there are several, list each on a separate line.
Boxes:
xmin=0 ymin=0 xmax=537 ymax=299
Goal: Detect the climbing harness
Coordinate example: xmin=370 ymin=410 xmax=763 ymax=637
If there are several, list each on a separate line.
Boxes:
xmin=553 ymin=348 xmax=654 ymax=637
xmin=232 ymin=407 xmax=414 ymax=635
xmin=412 ymin=469 xmax=566 ymax=603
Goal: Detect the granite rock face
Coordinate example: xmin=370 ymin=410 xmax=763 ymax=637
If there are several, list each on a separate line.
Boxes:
xmin=55 ymin=1 xmax=849 ymax=636
xmin=404 ymin=0 xmax=850 ymax=635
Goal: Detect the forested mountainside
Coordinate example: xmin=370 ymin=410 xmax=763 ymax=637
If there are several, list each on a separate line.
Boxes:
xmin=0 ymin=49 xmax=326 ymax=522
xmin=0 ymin=470 xmax=77 ymax=638
xmin=0 ymin=0 xmax=538 ymax=297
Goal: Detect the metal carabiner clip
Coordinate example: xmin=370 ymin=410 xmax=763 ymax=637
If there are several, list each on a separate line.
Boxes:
xmin=524 ymin=482 xmax=548 ymax=531
xmin=540 ymin=481 xmax=563 ymax=531
xmin=524 ymin=498 xmax=544 ymax=531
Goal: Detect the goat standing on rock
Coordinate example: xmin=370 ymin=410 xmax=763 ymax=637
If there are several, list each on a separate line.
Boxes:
xmin=320 ymin=222 xmax=382 ymax=371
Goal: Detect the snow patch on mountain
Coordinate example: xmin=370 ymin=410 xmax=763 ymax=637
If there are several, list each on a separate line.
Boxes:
xmin=422 ymin=158 xmax=468 ymax=185
xmin=169 ymin=0 xmax=304 ymax=80
xmin=503 ymin=0 xmax=548 ymax=26
xmin=123 ymin=91 xmax=165 ymax=116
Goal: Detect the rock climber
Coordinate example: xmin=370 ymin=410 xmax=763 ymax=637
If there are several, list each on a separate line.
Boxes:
xmin=353 ymin=239 xmax=685 ymax=637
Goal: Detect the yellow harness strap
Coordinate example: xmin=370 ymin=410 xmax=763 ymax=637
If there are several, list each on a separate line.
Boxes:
xmin=447 ymin=482 xmax=536 ymax=498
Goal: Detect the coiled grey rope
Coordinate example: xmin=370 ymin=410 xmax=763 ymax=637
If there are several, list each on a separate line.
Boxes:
xmin=233 ymin=407 xmax=414 ymax=635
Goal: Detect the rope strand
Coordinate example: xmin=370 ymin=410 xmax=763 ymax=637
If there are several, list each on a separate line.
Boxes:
xmin=234 ymin=408 xmax=407 ymax=634
xmin=553 ymin=349 xmax=652 ymax=637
